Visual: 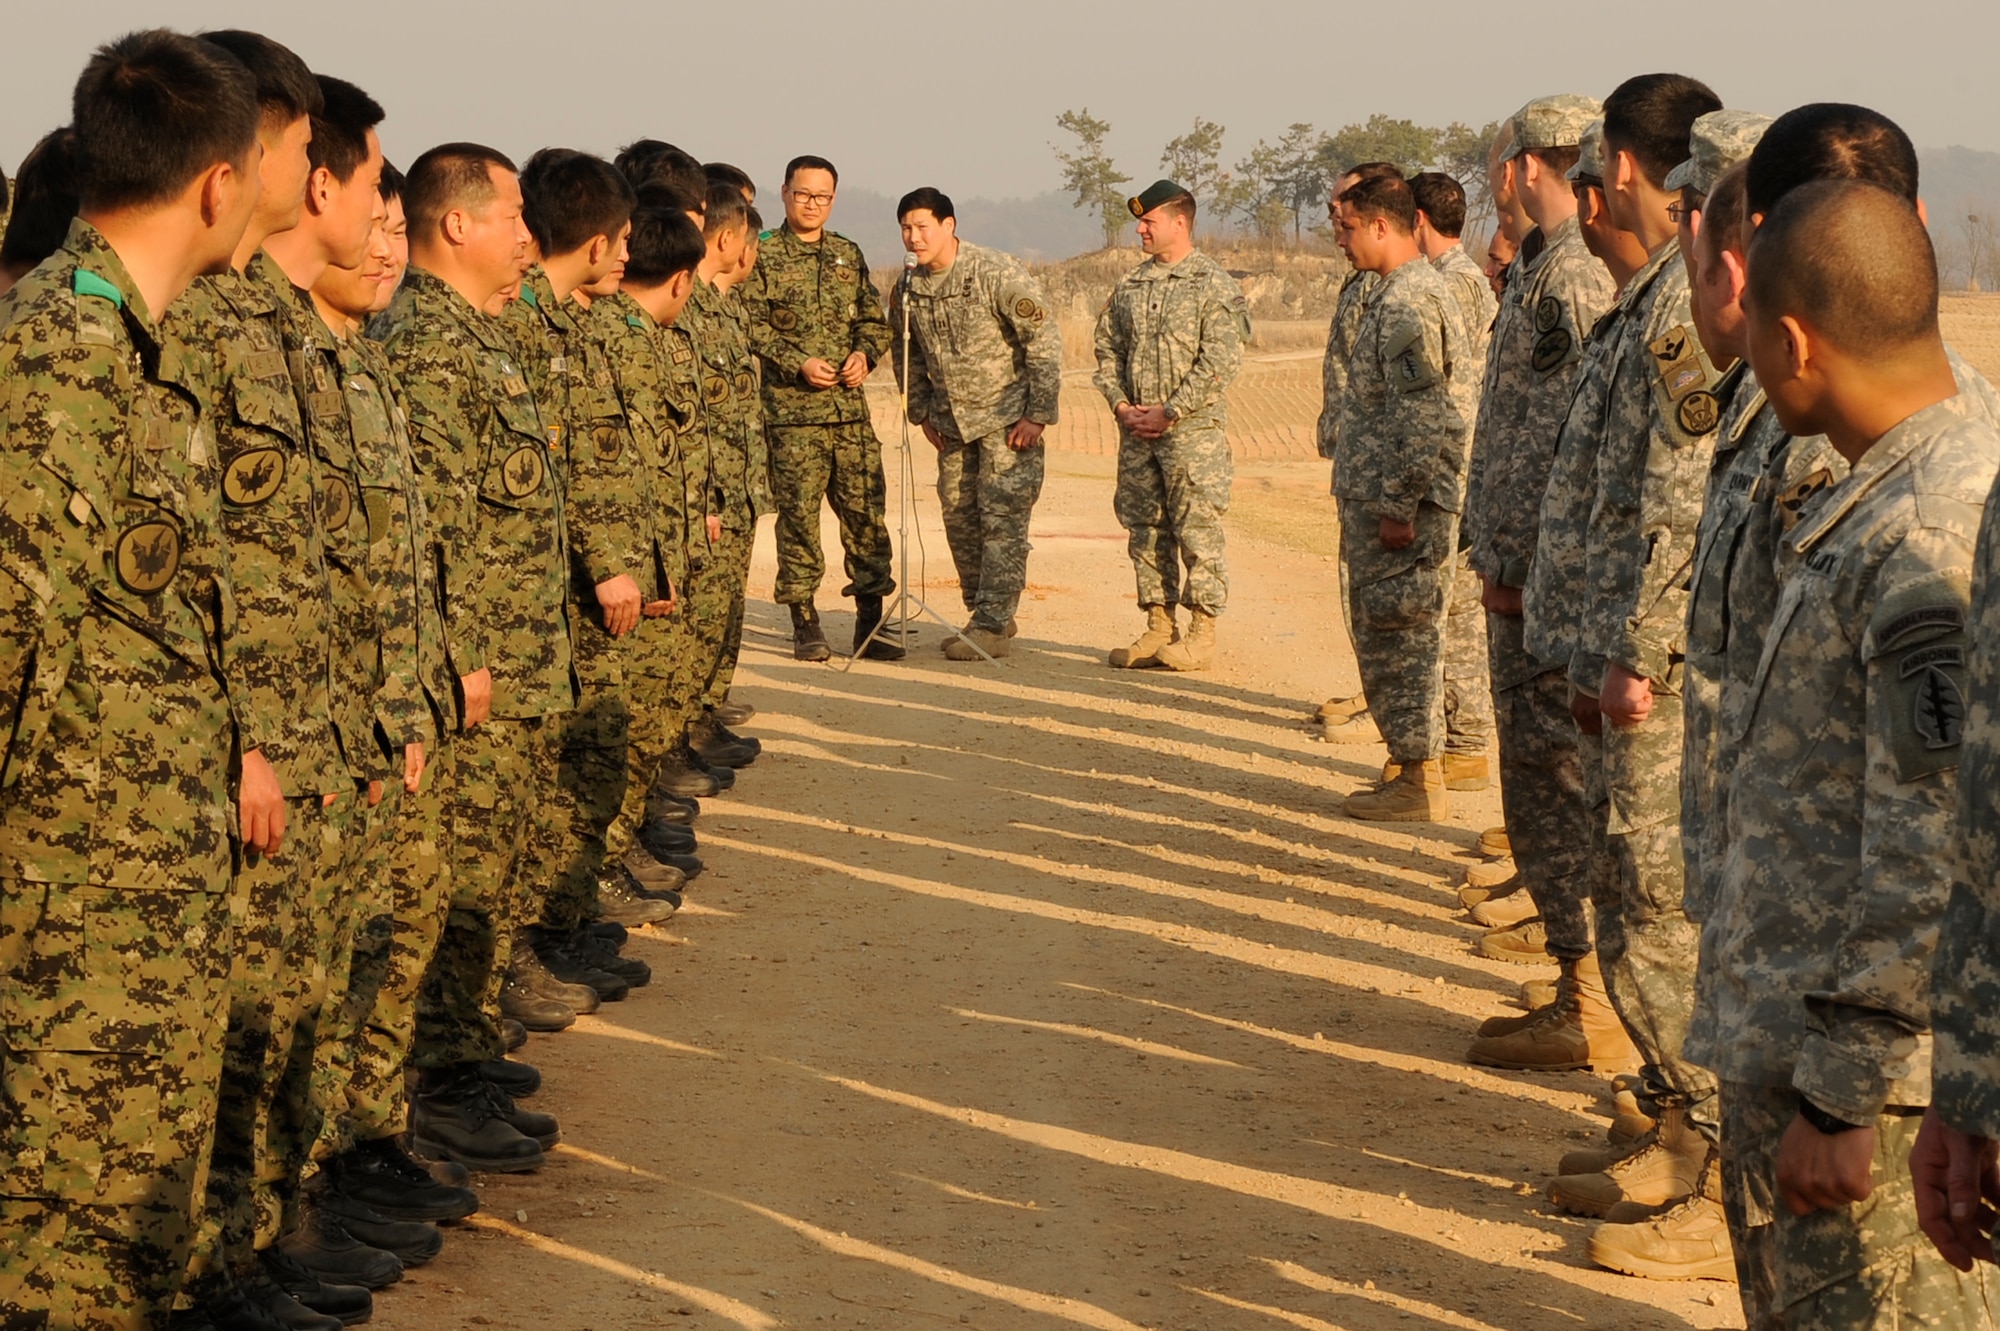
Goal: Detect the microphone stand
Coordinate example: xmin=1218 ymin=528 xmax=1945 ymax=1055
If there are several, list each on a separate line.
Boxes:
xmin=843 ymin=252 xmax=998 ymax=668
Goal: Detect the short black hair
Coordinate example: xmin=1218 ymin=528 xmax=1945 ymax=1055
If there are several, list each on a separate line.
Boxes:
xmin=1 ymin=127 xmax=81 ymax=274
xmin=745 ymin=204 xmax=763 ymax=235
xmin=198 ymin=29 xmax=322 ymax=122
xmin=378 ymin=160 xmax=404 ymax=205
xmin=404 ymin=142 xmax=517 ymax=237
xmin=897 ymin=186 xmax=955 ymax=223
xmin=0 ymin=164 xmax=9 ymax=221
xmin=1527 ymin=145 xmax=1583 ymax=177
xmin=615 ymin=139 xmax=706 ymax=212
xmin=1745 ymin=103 xmax=1919 ymax=217
xmin=307 ymin=75 xmax=384 ymax=185
xmin=1746 ymin=179 xmax=1936 ymax=360
xmin=521 ymin=148 xmax=636 ymax=257
xmin=624 ymin=190 xmax=708 ymax=286
xmin=1339 ymin=174 xmax=1417 ymax=234
xmin=72 ymin=29 xmax=262 ymax=213
xmin=1601 ymin=73 xmax=1723 ymax=188
xmin=702 ymin=180 xmax=748 ymax=240
xmin=1340 ymin=161 xmax=1405 ymax=187
xmin=1409 ymin=172 xmax=1467 ymax=237
xmin=704 ymin=161 xmax=755 ymax=199
xmin=784 ymin=155 xmax=838 ymax=188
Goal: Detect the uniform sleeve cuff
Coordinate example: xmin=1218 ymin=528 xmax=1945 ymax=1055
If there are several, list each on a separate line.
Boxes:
xmin=1794 ymin=1033 xmax=1894 ymax=1125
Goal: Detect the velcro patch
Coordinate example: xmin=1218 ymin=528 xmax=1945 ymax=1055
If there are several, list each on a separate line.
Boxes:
xmin=114 ymin=519 xmax=181 ymax=594
xmin=1901 ymin=643 xmax=1965 ymax=678
xmin=1014 ymin=297 xmax=1045 ymax=323
xmin=1776 ymin=468 xmax=1835 ymax=532
xmin=244 ymin=350 xmax=288 ymax=382
xmin=1535 ymin=295 xmax=1561 ymax=333
xmin=1879 ymin=605 xmax=1966 ymax=649
xmin=1531 ymin=328 xmax=1573 ymax=374
xmin=1678 ymin=390 xmax=1721 ymax=436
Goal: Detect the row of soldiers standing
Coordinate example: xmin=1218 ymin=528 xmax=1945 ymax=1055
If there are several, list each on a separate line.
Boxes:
xmin=0 ymin=24 xmax=885 ymax=1331
xmin=1312 ymin=75 xmax=2000 ymax=1324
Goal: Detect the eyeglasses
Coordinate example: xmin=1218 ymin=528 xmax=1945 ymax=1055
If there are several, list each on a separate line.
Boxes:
xmin=788 ymin=190 xmax=835 ymax=207
xmin=1667 ymin=200 xmax=1701 ymax=224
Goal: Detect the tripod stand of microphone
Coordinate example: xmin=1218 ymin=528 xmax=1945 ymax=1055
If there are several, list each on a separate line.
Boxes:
xmin=840 ymin=252 xmax=999 ymax=670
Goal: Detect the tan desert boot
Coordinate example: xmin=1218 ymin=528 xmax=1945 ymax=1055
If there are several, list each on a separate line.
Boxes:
xmin=1004 ymin=617 xmax=1019 ymax=637
xmin=1477 ymin=826 xmax=1511 ymax=858
xmin=1314 ymin=691 xmax=1367 ymax=722
xmin=1574 ymin=951 xmax=1639 ymax=1073
xmin=1321 ymin=708 xmax=1383 ymax=743
xmin=1108 ymin=605 xmax=1177 ymax=668
xmin=1442 ymin=752 xmax=1491 ymax=790
xmin=1519 ymin=976 xmax=1559 ymax=1010
xmin=1560 ymin=1125 xmax=1658 ymax=1178
xmin=1476 ymin=918 xmax=1547 ymax=962
xmin=1610 ymin=1077 xmax=1657 ymax=1144
xmin=945 ymin=627 xmax=1011 ymax=661
xmin=1154 ymin=609 xmax=1216 ymax=671
xmin=1477 ymin=965 xmax=1570 ymax=1038
xmin=1457 ymin=861 xmax=1519 ymax=910
xmin=1470 ymin=889 xmax=1539 ymax=930
xmin=1587 ymin=1156 xmax=1733 ymax=1281
xmin=1469 ymin=956 xmax=1635 ymax=1071
xmin=1548 ymin=1105 xmax=1707 ymax=1217
xmin=1342 ymin=760 xmax=1449 ymax=822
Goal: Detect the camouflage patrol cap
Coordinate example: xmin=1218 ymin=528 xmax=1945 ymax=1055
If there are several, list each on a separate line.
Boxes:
xmin=1566 ymin=121 xmax=1607 ymax=183
xmin=1663 ymin=110 xmax=1774 ymax=196
xmin=1502 ymin=95 xmax=1603 ymax=162
xmin=1128 ymin=179 xmax=1192 ymax=217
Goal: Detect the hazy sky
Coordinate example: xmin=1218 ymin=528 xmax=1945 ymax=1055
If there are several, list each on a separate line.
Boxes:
xmin=6 ymin=0 xmax=1998 ymax=202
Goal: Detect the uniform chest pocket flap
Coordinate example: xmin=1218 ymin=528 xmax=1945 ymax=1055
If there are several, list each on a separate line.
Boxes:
xmin=482 ymin=394 xmax=553 ymax=510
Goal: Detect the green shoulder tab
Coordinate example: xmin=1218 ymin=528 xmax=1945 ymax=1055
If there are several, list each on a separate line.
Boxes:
xmin=518 ymin=283 xmax=541 ymax=309
xmin=759 ymin=229 xmax=778 ymax=242
xmin=626 ymin=315 xmax=646 ymax=328
xmin=73 ymin=269 xmax=125 ymax=309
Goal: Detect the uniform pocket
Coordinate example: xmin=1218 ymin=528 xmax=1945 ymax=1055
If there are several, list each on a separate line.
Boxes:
xmin=0 ymin=1048 xmax=161 ymax=1201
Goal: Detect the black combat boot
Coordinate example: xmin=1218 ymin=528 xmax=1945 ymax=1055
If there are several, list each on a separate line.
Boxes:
xmin=652 ymin=745 xmax=720 ymax=799
xmin=410 ymin=1068 xmax=545 ymax=1172
xmin=311 ymin=1190 xmax=444 ymax=1267
xmin=476 ymin=1056 xmax=542 ymax=1098
xmin=595 ymin=870 xmax=680 ymax=925
xmin=713 ymin=695 xmax=756 ymax=725
xmin=260 ymin=1241 xmax=381 ymax=1322
xmin=852 ymin=592 xmax=906 ymax=660
xmin=619 ymin=845 xmax=687 ymax=894
xmin=639 ymin=819 xmax=697 ymax=856
xmin=323 ymin=1136 xmax=478 ymax=1222
xmin=509 ymin=931 xmax=600 ymax=1012
xmin=688 ymin=713 xmax=756 ymax=768
xmin=582 ymin=918 xmax=629 ymax=948
xmin=791 ymin=603 xmax=832 ymax=661
xmin=567 ymin=928 xmax=652 ymax=986
xmin=528 ymin=926 xmax=629 ymax=1002
xmin=699 ymin=709 xmax=761 ymax=757
xmin=238 ymin=1261 xmax=356 ymax=1330
xmin=501 ymin=1018 xmax=528 ymax=1052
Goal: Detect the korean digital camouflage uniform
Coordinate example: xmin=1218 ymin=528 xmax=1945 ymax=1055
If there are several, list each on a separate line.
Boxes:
xmin=1430 ymin=243 xmax=1496 ymax=761
xmin=1332 ymin=255 xmax=1471 ymax=766
xmin=506 ymin=270 xmax=653 ymax=937
xmin=1573 ymin=241 xmax=1722 ymax=1132
xmin=302 ymin=312 xmax=456 ymax=1159
xmin=1477 ymin=215 xmax=1617 ymax=962
xmin=378 ymin=266 xmax=573 ymax=1075
xmin=585 ymin=291 xmax=702 ymax=872
xmin=683 ymin=276 xmax=768 ymax=709
xmin=889 ymin=240 xmax=1062 ymax=632
xmin=162 ymin=251 xmax=361 ymax=1289
xmin=741 ymin=225 xmax=893 ymax=607
xmin=1687 ymin=401 xmax=2000 ymax=1327
xmin=1092 ymin=247 xmax=1248 ymax=616
xmin=0 ymin=221 xmax=237 ymax=1329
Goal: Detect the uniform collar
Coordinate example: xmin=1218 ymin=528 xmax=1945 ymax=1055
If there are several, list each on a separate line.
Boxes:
xmin=64 ymin=216 xmax=157 ymax=327
xmin=1788 ymin=399 xmax=1958 ymax=553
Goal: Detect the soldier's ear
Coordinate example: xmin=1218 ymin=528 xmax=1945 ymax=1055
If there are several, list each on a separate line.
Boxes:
xmin=442 ymin=207 xmax=470 ymax=247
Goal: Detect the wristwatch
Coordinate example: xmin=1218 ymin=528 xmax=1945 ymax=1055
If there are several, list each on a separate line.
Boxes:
xmin=1798 ymin=1098 xmax=1867 ymax=1135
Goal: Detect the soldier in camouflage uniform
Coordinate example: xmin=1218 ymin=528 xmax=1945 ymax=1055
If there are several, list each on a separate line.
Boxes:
xmin=1461 ymin=98 xmax=1627 ymax=1074
xmin=377 ymin=144 xmax=572 ymax=1175
xmin=0 ymin=32 xmax=259 ymax=1329
xmin=1327 ymin=173 xmax=1471 ymax=822
xmin=889 ymin=187 xmax=1061 ymax=662
xmin=739 ymin=156 xmax=898 ymax=661
xmin=1093 ymin=179 xmax=1248 ymax=673
xmin=703 ymin=209 xmax=774 ymax=710
xmin=1680 ymin=181 xmax=2000 ymax=1324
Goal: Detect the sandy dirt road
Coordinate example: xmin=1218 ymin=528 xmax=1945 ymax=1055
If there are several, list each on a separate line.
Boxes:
xmin=359 ymin=324 xmax=1783 ymax=1330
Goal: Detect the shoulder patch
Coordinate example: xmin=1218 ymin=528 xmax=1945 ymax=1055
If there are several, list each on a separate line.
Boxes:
xmin=73 ymin=269 xmax=125 ymax=309
xmin=1879 ymin=605 xmax=1966 ymax=651
xmin=1649 ymin=325 xmax=1694 ymax=365
xmin=1677 ymin=390 xmax=1721 ymax=436
xmin=518 ymin=284 xmax=540 ymax=309
xmin=1531 ymin=328 xmax=1574 ymax=374
xmin=1535 ymin=296 xmax=1561 ymax=333
xmin=114 ymin=518 xmax=181 ymax=594
xmin=1014 ymin=296 xmax=1044 ymax=322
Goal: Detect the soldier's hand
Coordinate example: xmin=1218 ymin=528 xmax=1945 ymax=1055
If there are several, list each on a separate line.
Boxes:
xmin=1600 ymin=662 xmax=1655 ymax=727
xmin=460 ymin=668 xmax=493 ymax=729
xmin=1570 ymin=690 xmax=1603 ymax=735
xmin=1480 ymin=575 xmax=1524 ymax=616
xmin=706 ymin=514 xmax=723 ymax=542
xmin=1913 ymin=1107 xmax=2000 ymax=1270
xmin=1125 ymin=405 xmax=1170 ymax=439
xmin=801 ymin=357 xmax=840 ymax=389
xmin=838 ymin=351 xmax=870 ymax=387
xmin=1377 ymin=517 xmax=1415 ymax=550
xmin=403 ymin=741 xmax=426 ymax=794
xmin=642 ymin=597 xmax=676 ymax=618
xmin=367 ymin=780 xmax=384 ymax=808
xmin=1778 ymin=1111 xmax=1877 ymax=1215
xmin=595 ymin=573 xmax=642 ymax=637
xmin=921 ymin=422 xmax=945 ymax=448
xmin=1007 ymin=418 xmax=1046 ymax=451
xmin=239 ymin=749 xmax=286 ymax=856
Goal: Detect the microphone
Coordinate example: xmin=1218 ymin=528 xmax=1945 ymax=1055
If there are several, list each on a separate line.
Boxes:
xmin=904 ymin=251 xmax=918 ymax=286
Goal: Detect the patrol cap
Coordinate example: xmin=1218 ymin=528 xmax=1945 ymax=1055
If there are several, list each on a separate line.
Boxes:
xmin=1567 ymin=120 xmax=1607 ymax=183
xmin=1128 ymin=179 xmax=1192 ymax=217
xmin=1503 ymin=94 xmax=1603 ymax=162
xmin=1663 ymin=110 xmax=1774 ymax=196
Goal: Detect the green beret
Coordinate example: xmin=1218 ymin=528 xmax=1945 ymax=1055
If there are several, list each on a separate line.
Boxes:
xmin=1128 ymin=179 xmax=1191 ymax=218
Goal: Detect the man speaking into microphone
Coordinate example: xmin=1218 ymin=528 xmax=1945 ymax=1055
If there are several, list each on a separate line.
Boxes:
xmin=889 ymin=187 xmax=1062 ymax=660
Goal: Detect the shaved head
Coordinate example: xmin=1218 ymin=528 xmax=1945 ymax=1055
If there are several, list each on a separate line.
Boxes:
xmin=1746 ymin=179 xmax=1937 ymax=360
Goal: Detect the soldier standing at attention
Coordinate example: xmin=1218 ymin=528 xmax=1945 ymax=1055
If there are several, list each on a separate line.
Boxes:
xmin=890 ymin=186 xmax=1062 ymax=661
xmin=1689 ymin=180 xmax=2000 ymax=1327
xmin=740 ymin=155 xmax=899 ymax=662
xmin=1329 ymin=173 xmax=1472 ymax=822
xmin=0 ymin=29 xmax=260 ymax=1328
xmin=1094 ymin=178 xmax=1248 ymax=673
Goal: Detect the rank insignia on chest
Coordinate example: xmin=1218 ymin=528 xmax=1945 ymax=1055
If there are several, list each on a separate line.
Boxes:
xmin=671 ymin=343 xmax=693 ymax=364
xmin=502 ymin=374 xmax=530 ymax=398
xmin=114 ymin=518 xmax=182 ymax=594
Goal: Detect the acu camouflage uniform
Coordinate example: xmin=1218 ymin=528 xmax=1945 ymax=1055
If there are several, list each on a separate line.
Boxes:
xmin=0 ymin=221 xmax=236 ymax=1330
xmin=1316 ymin=268 xmax=1378 ymax=462
xmin=889 ymin=240 xmax=1062 ymax=632
xmin=1685 ymin=401 xmax=2000 ymax=1328
xmin=1092 ymin=248 xmax=1248 ymax=616
xmin=161 ymin=253 xmax=361 ymax=1285
xmin=378 ymin=266 xmax=573 ymax=1074
xmin=1574 ymin=242 xmax=1722 ymax=1132
xmin=1332 ymin=255 xmax=1472 ymax=766
xmin=1430 ymin=243 xmax=1495 ymax=760
xmin=1476 ymin=216 xmax=1616 ymax=962
xmin=741 ymin=225 xmax=893 ymax=606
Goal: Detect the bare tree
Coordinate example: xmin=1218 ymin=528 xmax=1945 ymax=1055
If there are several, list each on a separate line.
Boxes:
xmin=1963 ymin=208 xmax=1998 ymax=292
